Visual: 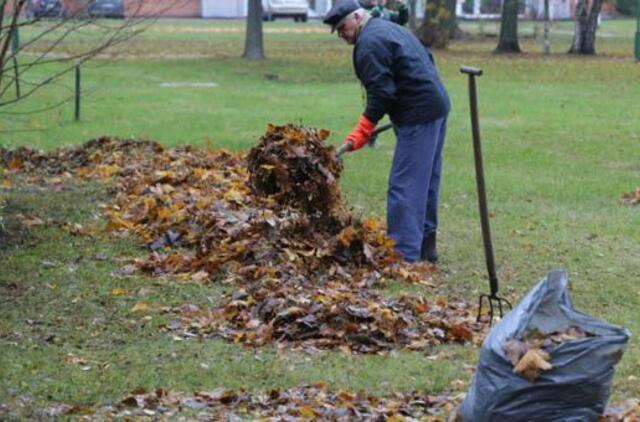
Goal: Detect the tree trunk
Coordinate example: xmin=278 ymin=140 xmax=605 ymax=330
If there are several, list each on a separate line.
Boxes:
xmin=445 ymin=0 xmax=462 ymax=39
xmin=568 ymin=0 xmax=602 ymax=54
xmin=495 ymin=0 xmax=521 ymax=53
xmin=543 ymin=0 xmax=550 ymax=54
xmin=408 ymin=0 xmax=417 ymax=30
xmin=243 ymin=0 xmax=265 ymax=60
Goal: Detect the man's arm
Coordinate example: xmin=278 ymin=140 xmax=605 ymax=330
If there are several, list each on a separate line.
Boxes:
xmin=356 ymin=40 xmax=396 ymax=124
xmin=344 ymin=37 xmax=396 ymax=151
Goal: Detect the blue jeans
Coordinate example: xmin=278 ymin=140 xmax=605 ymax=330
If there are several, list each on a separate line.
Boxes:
xmin=387 ymin=117 xmax=447 ymax=262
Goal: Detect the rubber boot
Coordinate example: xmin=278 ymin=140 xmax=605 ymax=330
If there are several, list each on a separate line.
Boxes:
xmin=421 ymin=232 xmax=438 ymax=263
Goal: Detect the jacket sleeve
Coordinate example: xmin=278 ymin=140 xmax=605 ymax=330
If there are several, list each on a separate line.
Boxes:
xmin=355 ymin=39 xmax=396 ymax=124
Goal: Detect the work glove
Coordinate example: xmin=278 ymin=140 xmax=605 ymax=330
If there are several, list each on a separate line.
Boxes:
xmin=344 ymin=115 xmax=376 ymax=152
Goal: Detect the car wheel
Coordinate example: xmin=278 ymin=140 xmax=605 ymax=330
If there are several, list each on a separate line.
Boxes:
xmin=301 ymin=14 xmax=308 ymax=22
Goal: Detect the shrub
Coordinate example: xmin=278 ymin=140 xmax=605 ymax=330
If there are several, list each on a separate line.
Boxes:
xmin=615 ymin=0 xmax=636 ymax=16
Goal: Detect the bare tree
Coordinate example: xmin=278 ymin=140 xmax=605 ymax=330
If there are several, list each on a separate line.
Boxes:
xmin=0 ymin=0 xmax=180 ymax=113
xmin=495 ymin=0 xmax=522 ymax=53
xmin=408 ymin=0 xmax=417 ymax=30
xmin=543 ymin=0 xmax=550 ymax=54
xmin=243 ymin=0 xmax=265 ymax=60
xmin=568 ymin=0 xmax=603 ymax=54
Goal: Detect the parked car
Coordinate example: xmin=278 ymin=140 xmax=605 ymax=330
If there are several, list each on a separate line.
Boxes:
xmin=262 ymin=0 xmax=309 ymax=22
xmin=26 ymin=0 xmax=64 ymax=18
xmin=86 ymin=0 xmax=124 ymax=18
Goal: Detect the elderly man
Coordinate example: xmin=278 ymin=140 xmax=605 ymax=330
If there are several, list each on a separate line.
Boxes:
xmin=325 ymin=0 xmax=450 ymax=263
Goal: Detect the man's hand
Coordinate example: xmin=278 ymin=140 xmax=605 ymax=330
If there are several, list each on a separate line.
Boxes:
xmin=345 ymin=115 xmax=376 ymax=151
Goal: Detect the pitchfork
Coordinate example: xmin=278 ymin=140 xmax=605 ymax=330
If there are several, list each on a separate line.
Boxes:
xmin=460 ymin=66 xmax=512 ymax=324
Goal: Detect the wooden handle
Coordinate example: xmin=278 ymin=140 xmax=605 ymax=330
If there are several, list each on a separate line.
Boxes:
xmin=460 ymin=66 xmax=483 ymax=76
xmin=336 ymin=143 xmax=352 ymax=157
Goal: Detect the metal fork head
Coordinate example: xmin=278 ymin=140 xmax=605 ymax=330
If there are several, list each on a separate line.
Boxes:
xmin=477 ymin=294 xmax=513 ymax=325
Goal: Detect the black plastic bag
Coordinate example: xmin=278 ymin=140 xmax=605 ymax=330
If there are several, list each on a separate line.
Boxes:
xmin=460 ymin=270 xmax=630 ymax=421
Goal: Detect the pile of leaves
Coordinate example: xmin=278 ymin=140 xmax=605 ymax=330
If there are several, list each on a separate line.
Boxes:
xmin=247 ymin=124 xmax=341 ymax=215
xmin=622 ymin=187 xmax=640 ymax=205
xmin=502 ymin=326 xmax=593 ymax=381
xmin=0 ymin=137 xmax=164 ymax=182
xmin=172 ymin=293 xmax=478 ymax=353
xmin=2 ymin=125 xmax=484 ymax=352
xmin=38 ymin=384 xmax=463 ymax=420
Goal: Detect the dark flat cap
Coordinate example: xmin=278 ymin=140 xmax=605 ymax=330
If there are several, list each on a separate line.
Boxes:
xmin=323 ymin=0 xmax=360 ymax=32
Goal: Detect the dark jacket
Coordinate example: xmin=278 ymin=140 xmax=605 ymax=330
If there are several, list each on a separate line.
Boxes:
xmin=353 ymin=18 xmax=450 ymax=127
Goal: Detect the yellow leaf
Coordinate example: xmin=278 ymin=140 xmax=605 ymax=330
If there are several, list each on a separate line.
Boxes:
xmin=105 ymin=217 xmax=132 ymax=232
xmin=110 ymin=288 xmax=126 ymax=296
xmin=363 ymin=217 xmax=382 ymax=232
xmin=223 ymin=188 xmax=245 ymax=204
xmin=130 ymin=302 xmax=150 ymax=313
xmin=298 ymin=405 xmax=315 ymax=419
xmin=157 ymin=208 xmax=172 ymax=220
xmin=97 ymin=164 xmax=120 ymax=178
xmin=143 ymin=197 xmax=157 ymax=210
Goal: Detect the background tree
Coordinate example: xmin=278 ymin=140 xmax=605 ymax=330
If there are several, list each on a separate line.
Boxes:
xmin=416 ymin=0 xmax=459 ymax=48
xmin=495 ymin=0 xmax=522 ymax=53
xmin=408 ymin=0 xmax=417 ymax=30
xmin=568 ymin=0 xmax=603 ymax=54
xmin=0 ymin=0 xmax=169 ymax=111
xmin=243 ymin=0 xmax=265 ymax=60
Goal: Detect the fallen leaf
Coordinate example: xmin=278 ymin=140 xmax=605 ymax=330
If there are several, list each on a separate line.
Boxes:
xmin=130 ymin=302 xmax=150 ymax=313
xmin=513 ymin=348 xmax=552 ymax=381
xmin=110 ymin=288 xmax=126 ymax=296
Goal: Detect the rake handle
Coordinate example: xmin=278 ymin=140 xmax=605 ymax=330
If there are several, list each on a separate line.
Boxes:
xmin=461 ymin=66 xmax=499 ymax=296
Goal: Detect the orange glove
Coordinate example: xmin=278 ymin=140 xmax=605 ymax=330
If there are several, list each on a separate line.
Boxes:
xmin=345 ymin=115 xmax=376 ymax=151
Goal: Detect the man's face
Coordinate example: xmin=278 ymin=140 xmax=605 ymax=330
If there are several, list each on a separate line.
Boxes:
xmin=336 ymin=13 xmax=359 ymax=45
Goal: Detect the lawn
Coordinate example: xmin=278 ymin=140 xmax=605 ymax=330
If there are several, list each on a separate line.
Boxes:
xmin=1 ymin=17 xmax=639 ymax=417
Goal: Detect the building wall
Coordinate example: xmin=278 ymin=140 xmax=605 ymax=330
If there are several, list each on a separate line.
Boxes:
xmin=126 ymin=0 xmax=201 ymax=18
xmin=202 ymin=0 xmax=246 ymax=18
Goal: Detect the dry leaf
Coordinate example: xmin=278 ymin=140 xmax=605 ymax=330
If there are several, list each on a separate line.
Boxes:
xmin=110 ymin=288 xmax=126 ymax=296
xmin=513 ymin=348 xmax=552 ymax=381
xmin=130 ymin=302 xmax=150 ymax=313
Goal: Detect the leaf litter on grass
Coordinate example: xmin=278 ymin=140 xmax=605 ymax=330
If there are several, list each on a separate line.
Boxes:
xmin=1 ymin=125 xmax=484 ymax=352
xmin=38 ymin=383 xmax=464 ymax=420
xmin=4 ymin=127 xmax=640 ymax=420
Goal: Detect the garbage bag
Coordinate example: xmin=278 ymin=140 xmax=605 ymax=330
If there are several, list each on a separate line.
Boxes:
xmin=460 ymin=270 xmax=630 ymax=422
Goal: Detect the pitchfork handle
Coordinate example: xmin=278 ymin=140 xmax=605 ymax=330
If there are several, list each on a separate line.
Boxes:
xmin=461 ymin=66 xmax=499 ymax=297
xmin=460 ymin=66 xmax=483 ymax=76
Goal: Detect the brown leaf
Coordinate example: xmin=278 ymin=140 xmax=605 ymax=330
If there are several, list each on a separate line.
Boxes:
xmin=513 ymin=348 xmax=552 ymax=381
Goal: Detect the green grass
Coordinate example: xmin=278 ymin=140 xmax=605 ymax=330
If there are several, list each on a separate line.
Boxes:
xmin=1 ymin=18 xmax=640 ymax=417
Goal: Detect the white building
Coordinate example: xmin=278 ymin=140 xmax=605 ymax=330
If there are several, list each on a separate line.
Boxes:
xmin=201 ymin=0 xmax=332 ymax=18
xmin=202 ymin=0 xmax=247 ymax=18
xmin=456 ymin=0 xmax=572 ymax=20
